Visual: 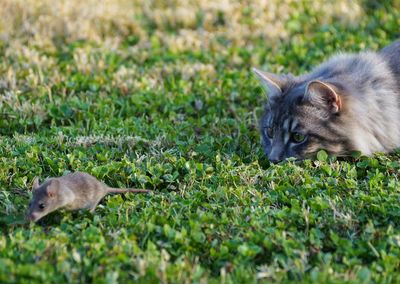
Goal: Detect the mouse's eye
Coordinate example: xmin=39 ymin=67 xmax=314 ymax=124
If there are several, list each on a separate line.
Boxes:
xmin=39 ymin=203 xmax=45 ymax=210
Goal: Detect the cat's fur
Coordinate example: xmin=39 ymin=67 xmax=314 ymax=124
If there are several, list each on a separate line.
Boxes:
xmin=254 ymin=40 xmax=400 ymax=162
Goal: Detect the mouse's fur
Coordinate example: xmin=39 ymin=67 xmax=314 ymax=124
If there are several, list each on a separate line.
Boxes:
xmin=27 ymin=172 xmax=150 ymax=222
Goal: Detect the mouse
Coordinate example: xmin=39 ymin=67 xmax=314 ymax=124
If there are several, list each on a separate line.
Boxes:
xmin=27 ymin=171 xmax=151 ymax=222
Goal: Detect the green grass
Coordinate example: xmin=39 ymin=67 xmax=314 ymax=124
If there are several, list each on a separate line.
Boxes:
xmin=1 ymin=0 xmax=400 ymax=283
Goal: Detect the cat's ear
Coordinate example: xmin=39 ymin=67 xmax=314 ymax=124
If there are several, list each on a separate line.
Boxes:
xmin=252 ymin=68 xmax=289 ymax=98
xmin=32 ymin=177 xmax=40 ymax=191
xmin=305 ymin=80 xmax=342 ymax=113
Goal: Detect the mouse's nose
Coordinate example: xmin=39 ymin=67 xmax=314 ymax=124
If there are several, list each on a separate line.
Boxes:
xmin=27 ymin=213 xmax=36 ymax=222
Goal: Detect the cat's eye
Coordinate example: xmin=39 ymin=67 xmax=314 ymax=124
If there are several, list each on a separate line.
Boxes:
xmin=265 ymin=127 xmax=274 ymax=138
xmin=39 ymin=203 xmax=45 ymax=210
xmin=292 ymin=132 xmax=306 ymax=143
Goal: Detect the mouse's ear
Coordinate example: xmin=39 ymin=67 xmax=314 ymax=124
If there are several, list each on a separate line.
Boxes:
xmin=32 ymin=177 xmax=40 ymax=191
xmin=46 ymin=179 xmax=60 ymax=198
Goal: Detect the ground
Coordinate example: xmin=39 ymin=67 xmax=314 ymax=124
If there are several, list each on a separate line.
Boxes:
xmin=1 ymin=0 xmax=400 ymax=283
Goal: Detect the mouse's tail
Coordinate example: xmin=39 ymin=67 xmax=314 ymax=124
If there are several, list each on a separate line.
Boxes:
xmin=107 ymin=187 xmax=151 ymax=194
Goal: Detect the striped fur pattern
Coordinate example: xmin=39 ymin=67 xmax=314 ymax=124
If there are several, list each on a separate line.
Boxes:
xmin=254 ymin=40 xmax=400 ymax=162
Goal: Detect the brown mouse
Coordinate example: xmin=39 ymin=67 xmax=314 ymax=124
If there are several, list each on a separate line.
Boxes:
xmin=27 ymin=172 xmax=151 ymax=222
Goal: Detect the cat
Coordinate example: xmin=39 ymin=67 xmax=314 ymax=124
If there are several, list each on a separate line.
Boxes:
xmin=253 ymin=40 xmax=400 ymax=163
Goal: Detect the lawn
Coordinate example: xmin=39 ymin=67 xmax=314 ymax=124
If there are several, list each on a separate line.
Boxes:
xmin=1 ymin=0 xmax=400 ymax=283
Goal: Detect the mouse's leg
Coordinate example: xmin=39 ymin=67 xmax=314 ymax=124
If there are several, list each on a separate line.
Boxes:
xmin=89 ymin=205 xmax=97 ymax=213
xmin=88 ymin=203 xmax=100 ymax=213
xmin=88 ymin=198 xmax=102 ymax=213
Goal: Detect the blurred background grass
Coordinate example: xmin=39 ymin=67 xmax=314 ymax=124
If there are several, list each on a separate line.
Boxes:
xmin=0 ymin=0 xmax=398 ymax=130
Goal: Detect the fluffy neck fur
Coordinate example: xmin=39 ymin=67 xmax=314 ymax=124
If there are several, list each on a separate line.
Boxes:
xmin=302 ymin=51 xmax=400 ymax=155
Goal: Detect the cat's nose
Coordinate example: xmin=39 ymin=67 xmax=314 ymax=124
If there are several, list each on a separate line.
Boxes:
xmin=268 ymin=150 xmax=283 ymax=163
xmin=268 ymin=157 xmax=281 ymax=164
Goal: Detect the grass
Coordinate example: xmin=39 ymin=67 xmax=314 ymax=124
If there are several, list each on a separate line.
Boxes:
xmin=1 ymin=0 xmax=400 ymax=282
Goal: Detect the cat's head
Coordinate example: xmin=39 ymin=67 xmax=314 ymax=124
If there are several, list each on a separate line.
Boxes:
xmin=253 ymin=68 xmax=351 ymax=162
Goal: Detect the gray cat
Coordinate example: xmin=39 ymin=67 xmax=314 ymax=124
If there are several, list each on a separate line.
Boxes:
xmin=253 ymin=40 xmax=400 ymax=163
